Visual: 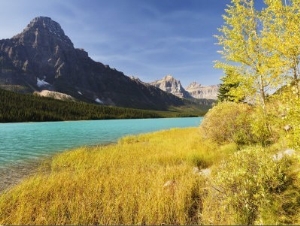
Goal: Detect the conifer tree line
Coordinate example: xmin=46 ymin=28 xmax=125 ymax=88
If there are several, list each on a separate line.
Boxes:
xmin=0 ymin=88 xmax=205 ymax=122
xmin=0 ymin=88 xmax=164 ymax=122
xmin=216 ymin=0 xmax=300 ymax=105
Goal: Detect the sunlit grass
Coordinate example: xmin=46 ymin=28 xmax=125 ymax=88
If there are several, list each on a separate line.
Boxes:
xmin=0 ymin=128 xmax=235 ymax=225
xmin=1 ymin=125 xmax=299 ymax=224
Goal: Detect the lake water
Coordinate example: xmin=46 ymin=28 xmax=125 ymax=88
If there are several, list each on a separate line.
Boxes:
xmin=0 ymin=117 xmax=202 ymax=169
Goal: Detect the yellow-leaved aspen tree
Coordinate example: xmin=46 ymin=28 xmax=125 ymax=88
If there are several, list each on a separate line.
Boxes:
xmin=281 ymin=0 xmax=300 ymax=89
xmin=263 ymin=0 xmax=300 ymax=96
xmin=215 ymin=0 xmax=263 ymax=107
xmin=215 ymin=0 xmax=288 ymax=109
xmin=264 ymin=0 xmax=300 ymax=148
xmin=259 ymin=0 xmax=292 ymax=93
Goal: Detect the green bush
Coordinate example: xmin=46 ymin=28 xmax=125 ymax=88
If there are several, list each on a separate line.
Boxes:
xmin=200 ymin=101 xmax=253 ymax=145
xmin=201 ymin=147 xmax=300 ymax=225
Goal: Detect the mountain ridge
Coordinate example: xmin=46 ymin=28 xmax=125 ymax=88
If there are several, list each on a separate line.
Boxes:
xmin=149 ymin=75 xmax=191 ymax=99
xmin=186 ymin=81 xmax=219 ymax=100
xmin=149 ymin=75 xmax=219 ymax=100
xmin=0 ymin=16 xmax=187 ymax=110
xmin=0 ymin=16 xmax=217 ymax=111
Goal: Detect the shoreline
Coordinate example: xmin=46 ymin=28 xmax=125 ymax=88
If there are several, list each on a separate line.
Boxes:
xmin=0 ymin=159 xmax=41 ymax=193
xmin=0 ymin=142 xmax=116 ymax=193
xmin=0 ymin=122 xmax=199 ymax=194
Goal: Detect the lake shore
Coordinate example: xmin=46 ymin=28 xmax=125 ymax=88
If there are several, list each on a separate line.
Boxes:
xmin=0 ymin=142 xmax=115 ymax=193
xmin=0 ymin=126 xmax=299 ymax=225
xmin=0 ymin=160 xmax=41 ymax=193
xmin=0 ymin=118 xmax=202 ymax=168
xmin=0 ymin=127 xmax=219 ymax=225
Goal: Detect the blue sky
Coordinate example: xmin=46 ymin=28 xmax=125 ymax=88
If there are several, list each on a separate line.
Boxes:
xmin=0 ymin=0 xmax=262 ymax=87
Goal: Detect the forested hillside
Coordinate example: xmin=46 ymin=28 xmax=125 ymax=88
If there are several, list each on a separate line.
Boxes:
xmin=0 ymin=88 xmax=164 ymax=122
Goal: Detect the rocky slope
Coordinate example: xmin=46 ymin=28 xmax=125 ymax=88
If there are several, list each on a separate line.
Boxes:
xmin=150 ymin=75 xmax=219 ymax=100
xmin=149 ymin=75 xmax=191 ymax=99
xmin=186 ymin=82 xmax=219 ymax=100
xmin=0 ymin=16 xmax=184 ymax=110
xmin=34 ymin=90 xmax=75 ymax=101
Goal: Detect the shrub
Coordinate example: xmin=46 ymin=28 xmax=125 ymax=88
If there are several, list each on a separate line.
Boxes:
xmin=200 ymin=101 xmax=253 ymax=145
xmin=201 ymin=147 xmax=300 ymax=225
xmin=273 ymin=86 xmax=300 ymax=149
xmin=249 ymin=105 xmax=279 ymax=145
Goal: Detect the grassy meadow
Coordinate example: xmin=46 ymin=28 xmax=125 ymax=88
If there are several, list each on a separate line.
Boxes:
xmin=0 ymin=109 xmax=299 ymax=225
xmin=0 ymin=127 xmax=235 ymax=225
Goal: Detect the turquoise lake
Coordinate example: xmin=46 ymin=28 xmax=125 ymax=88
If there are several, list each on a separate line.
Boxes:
xmin=0 ymin=117 xmax=202 ymax=168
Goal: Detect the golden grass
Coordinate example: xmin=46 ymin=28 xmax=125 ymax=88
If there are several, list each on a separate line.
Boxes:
xmin=0 ymin=128 xmax=235 ymax=225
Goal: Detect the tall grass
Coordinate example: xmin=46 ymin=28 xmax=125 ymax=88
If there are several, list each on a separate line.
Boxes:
xmin=0 ymin=128 xmax=234 ymax=225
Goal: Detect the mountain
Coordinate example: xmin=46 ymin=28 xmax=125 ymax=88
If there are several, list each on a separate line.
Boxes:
xmin=149 ymin=75 xmax=191 ymax=99
xmin=186 ymin=82 xmax=219 ymax=100
xmin=0 ymin=16 xmax=185 ymax=110
xmin=149 ymin=75 xmax=219 ymax=100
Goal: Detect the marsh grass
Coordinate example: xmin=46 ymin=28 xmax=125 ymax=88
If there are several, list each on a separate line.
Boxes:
xmin=0 ymin=128 xmax=233 ymax=225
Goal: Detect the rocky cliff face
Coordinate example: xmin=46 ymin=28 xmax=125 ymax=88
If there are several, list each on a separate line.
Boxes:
xmin=186 ymin=82 xmax=219 ymax=100
xmin=0 ymin=16 xmax=184 ymax=110
xmin=150 ymin=75 xmax=191 ymax=99
xmin=149 ymin=76 xmax=219 ymax=100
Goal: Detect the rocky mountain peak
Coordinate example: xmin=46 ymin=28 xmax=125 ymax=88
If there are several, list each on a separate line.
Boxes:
xmin=26 ymin=17 xmax=63 ymax=33
xmin=164 ymin=74 xmax=175 ymax=81
xmin=186 ymin=82 xmax=219 ymax=100
xmin=150 ymin=76 xmax=219 ymax=100
xmin=186 ymin=82 xmax=201 ymax=90
xmin=150 ymin=75 xmax=191 ymax=98
xmin=0 ymin=17 xmax=187 ymax=110
xmin=12 ymin=16 xmax=73 ymax=47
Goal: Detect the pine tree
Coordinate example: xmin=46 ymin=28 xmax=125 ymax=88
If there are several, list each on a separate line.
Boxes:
xmin=218 ymin=67 xmax=244 ymax=102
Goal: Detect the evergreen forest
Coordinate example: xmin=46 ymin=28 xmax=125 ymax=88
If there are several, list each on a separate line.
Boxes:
xmin=0 ymin=88 xmax=165 ymax=122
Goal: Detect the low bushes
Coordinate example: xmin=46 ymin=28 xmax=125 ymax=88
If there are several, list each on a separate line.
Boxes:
xmin=200 ymin=101 xmax=285 ymax=146
xmin=200 ymin=101 xmax=254 ymax=145
xmin=202 ymin=147 xmax=300 ymax=225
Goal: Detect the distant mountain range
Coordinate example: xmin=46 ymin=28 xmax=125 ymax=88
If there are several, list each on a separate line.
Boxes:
xmin=150 ymin=75 xmax=219 ymax=100
xmin=186 ymin=81 xmax=219 ymax=100
xmin=0 ymin=16 xmax=217 ymax=111
xmin=149 ymin=75 xmax=191 ymax=99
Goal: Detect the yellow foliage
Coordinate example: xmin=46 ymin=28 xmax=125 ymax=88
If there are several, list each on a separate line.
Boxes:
xmin=0 ymin=128 xmax=231 ymax=225
xmin=0 ymin=124 xmax=299 ymax=225
xmin=216 ymin=0 xmax=299 ymax=109
xmin=202 ymin=146 xmax=300 ymax=225
xmin=200 ymin=101 xmax=253 ymax=144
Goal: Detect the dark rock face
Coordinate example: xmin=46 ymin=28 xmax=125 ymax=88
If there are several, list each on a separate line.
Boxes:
xmin=0 ymin=16 xmax=184 ymax=110
xmin=150 ymin=75 xmax=191 ymax=99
